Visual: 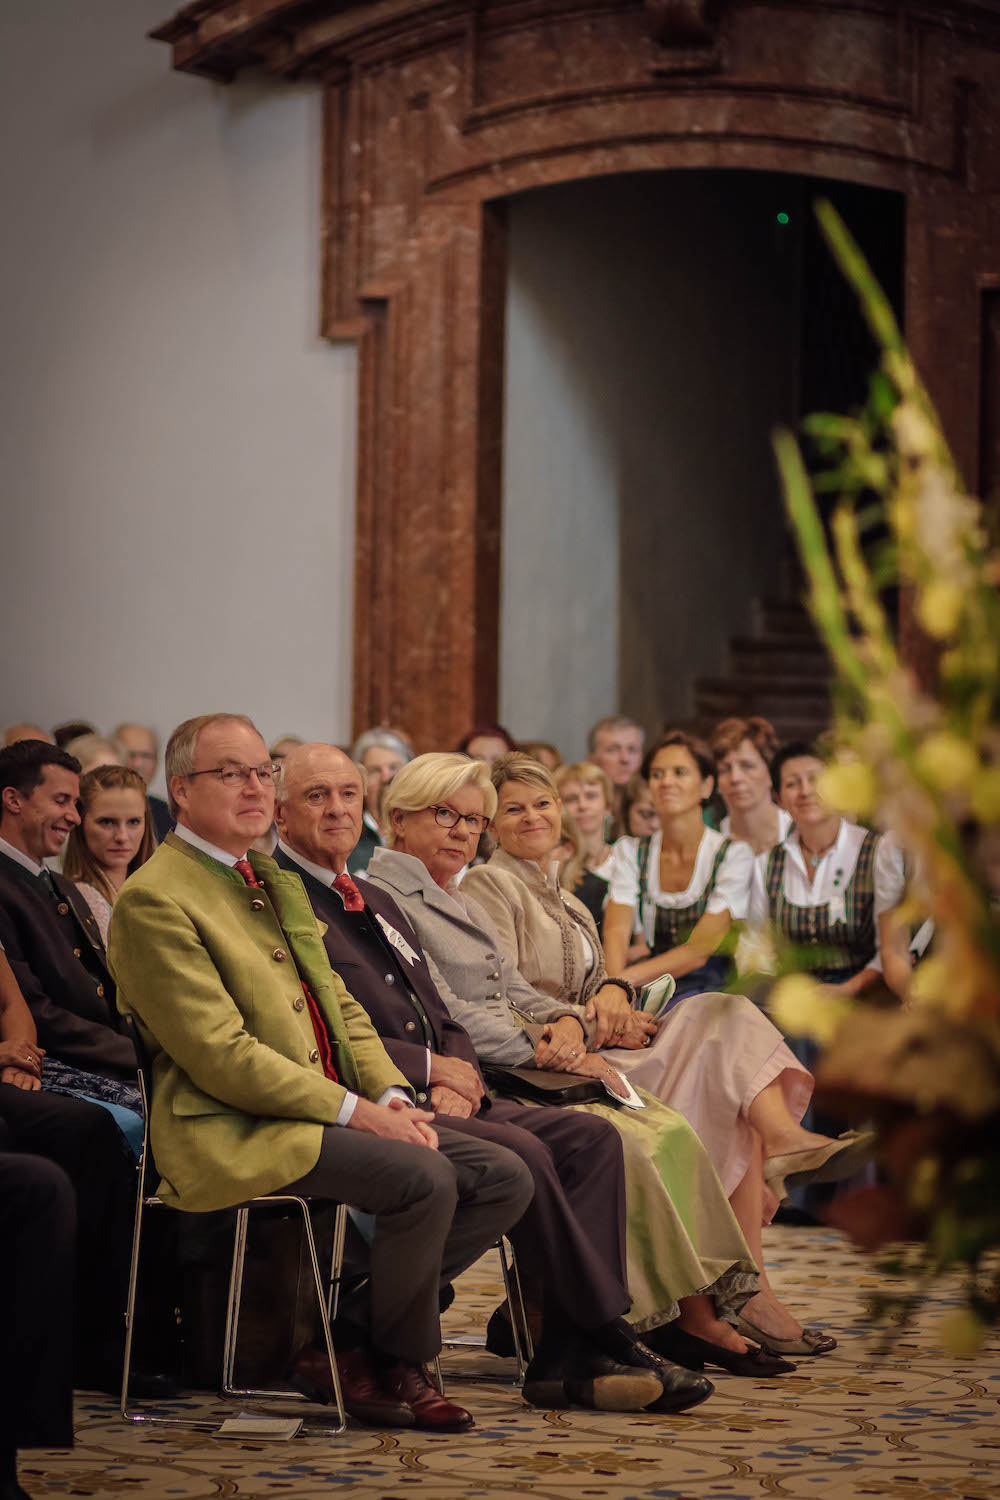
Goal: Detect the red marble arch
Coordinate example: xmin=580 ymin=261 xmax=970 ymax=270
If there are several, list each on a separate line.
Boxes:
xmin=153 ymin=0 xmax=1000 ymax=749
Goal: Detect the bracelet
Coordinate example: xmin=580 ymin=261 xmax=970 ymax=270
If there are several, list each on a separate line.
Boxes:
xmin=600 ymin=976 xmax=637 ymax=1007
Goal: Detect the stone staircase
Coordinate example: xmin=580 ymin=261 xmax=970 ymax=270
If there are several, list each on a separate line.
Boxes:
xmin=691 ymin=599 xmax=833 ymax=743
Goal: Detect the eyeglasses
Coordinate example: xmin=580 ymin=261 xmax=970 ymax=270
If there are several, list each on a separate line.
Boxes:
xmin=187 ymin=762 xmax=278 ymax=788
xmin=428 ymin=804 xmax=490 ymax=835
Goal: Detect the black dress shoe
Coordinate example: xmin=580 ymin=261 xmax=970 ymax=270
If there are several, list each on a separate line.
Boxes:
xmin=596 ymin=1323 xmax=714 ymax=1413
xmin=522 ymin=1338 xmax=663 ymax=1412
xmin=289 ymin=1343 xmax=414 ymax=1427
xmin=485 ymin=1307 xmax=516 ymax=1358
xmin=647 ymin=1323 xmax=796 ymax=1377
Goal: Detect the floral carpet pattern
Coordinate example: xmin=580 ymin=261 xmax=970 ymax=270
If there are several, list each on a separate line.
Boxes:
xmin=20 ymin=1227 xmax=1000 ymax=1500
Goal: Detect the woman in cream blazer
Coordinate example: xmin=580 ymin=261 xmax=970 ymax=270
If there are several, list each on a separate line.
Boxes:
xmin=461 ymin=753 xmax=870 ymax=1361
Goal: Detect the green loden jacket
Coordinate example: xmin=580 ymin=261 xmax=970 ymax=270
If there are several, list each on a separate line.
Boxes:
xmin=108 ymin=832 xmax=412 ymax=1212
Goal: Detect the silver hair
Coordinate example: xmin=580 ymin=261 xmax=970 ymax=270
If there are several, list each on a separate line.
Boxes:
xmin=350 ymin=728 xmax=413 ymax=766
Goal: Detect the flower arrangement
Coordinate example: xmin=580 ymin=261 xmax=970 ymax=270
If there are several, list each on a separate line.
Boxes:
xmin=768 ymin=202 xmax=1000 ymax=1347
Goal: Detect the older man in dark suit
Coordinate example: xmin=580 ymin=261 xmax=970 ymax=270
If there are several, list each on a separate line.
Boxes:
xmin=273 ymin=742 xmax=710 ymax=1414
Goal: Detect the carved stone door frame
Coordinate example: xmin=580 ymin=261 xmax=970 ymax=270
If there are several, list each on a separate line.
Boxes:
xmin=156 ymin=0 xmax=1000 ymax=748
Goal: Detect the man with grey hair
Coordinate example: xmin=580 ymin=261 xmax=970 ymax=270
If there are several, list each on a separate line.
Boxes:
xmin=347 ymin=727 xmax=413 ymax=874
xmin=587 ymin=715 xmax=646 ymax=838
xmin=109 ymin=712 xmax=534 ymax=1432
xmin=114 ymin=722 xmax=172 ymax=841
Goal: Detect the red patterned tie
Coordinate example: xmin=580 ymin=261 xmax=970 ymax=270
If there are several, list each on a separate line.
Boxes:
xmin=333 ymin=872 xmax=365 ymax=912
xmin=233 ymin=856 xmax=338 ymax=1081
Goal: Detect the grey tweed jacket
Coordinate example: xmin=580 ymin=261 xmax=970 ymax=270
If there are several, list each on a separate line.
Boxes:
xmin=365 ymin=848 xmax=591 ymax=1068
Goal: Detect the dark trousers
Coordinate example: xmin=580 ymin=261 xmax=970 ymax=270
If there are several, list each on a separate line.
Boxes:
xmin=286 ymin=1123 xmax=533 ymax=1364
xmin=437 ymin=1098 xmax=630 ymax=1330
xmin=0 ymin=1085 xmax=136 ymax=1386
xmin=0 ymin=1148 xmax=75 ymax=1449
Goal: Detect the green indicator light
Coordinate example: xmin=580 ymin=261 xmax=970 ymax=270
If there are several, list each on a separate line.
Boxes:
xmin=777 ymin=212 xmax=790 ymax=225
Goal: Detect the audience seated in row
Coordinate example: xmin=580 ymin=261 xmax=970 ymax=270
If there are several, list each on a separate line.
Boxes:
xmin=107 ymin=714 xmax=687 ymax=1428
xmin=0 ymin=703 xmax=922 ymax=1456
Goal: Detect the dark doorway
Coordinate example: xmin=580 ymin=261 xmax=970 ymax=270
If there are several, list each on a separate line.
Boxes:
xmin=499 ymin=169 xmax=905 ymax=756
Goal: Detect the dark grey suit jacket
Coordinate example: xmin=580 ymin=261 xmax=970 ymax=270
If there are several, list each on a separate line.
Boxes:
xmin=0 ymin=850 xmax=134 ymax=1077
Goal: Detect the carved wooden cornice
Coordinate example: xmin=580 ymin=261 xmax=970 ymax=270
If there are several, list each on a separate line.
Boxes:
xmin=151 ymin=0 xmax=1000 ymax=79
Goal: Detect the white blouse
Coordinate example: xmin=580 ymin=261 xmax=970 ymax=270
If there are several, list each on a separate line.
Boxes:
xmin=608 ymin=828 xmax=754 ymax=945
xmin=746 ymin=821 xmax=906 ymax=972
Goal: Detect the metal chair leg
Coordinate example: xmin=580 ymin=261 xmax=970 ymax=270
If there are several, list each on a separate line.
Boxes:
xmin=119 ymin=1179 xmax=146 ymax=1422
xmin=291 ymin=1196 xmax=347 ymax=1435
xmin=218 ymin=1200 xmax=344 ymax=1424
xmin=221 ymin=1208 xmax=250 ymax=1394
xmin=119 ymin=1186 xmax=217 ymax=1430
xmin=327 ymin=1202 xmax=348 ymax=1322
xmin=497 ymin=1237 xmax=533 ymax=1379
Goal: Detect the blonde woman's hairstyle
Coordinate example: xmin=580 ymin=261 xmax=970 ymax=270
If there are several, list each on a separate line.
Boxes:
xmin=490 ymin=750 xmax=559 ymax=802
xmin=554 ymin=759 xmax=614 ymax=811
xmin=382 ymin=752 xmax=497 ymax=845
xmin=164 ymin=713 xmax=260 ymax=817
xmin=62 ymin=764 xmax=157 ymax=905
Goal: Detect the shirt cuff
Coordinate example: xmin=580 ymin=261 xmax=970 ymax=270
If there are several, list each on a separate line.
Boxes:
xmin=335 ymin=1090 xmax=359 ymax=1126
xmin=377 ymin=1085 xmax=412 ymax=1108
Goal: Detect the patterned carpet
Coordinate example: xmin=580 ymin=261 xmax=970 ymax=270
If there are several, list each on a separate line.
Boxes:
xmin=18 ymin=1226 xmax=1000 ymax=1500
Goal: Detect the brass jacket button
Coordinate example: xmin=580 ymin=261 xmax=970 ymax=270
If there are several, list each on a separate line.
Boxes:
xmin=57 ymin=902 xmax=69 ymax=915
xmin=416 ymin=1091 xmax=428 ymax=1104
xmin=273 ymin=948 xmax=287 ymax=962
xmin=250 ymin=898 xmax=265 ymax=911
xmin=404 ymin=1021 xmax=416 ymax=1033
xmin=73 ymin=947 xmax=81 ymax=958
xmin=293 ymin=996 xmax=305 ymax=1012
xmin=96 ymin=984 xmax=105 ymax=998
xmin=308 ymin=1047 xmax=320 ymax=1064
xmin=384 ymin=973 xmax=395 ymax=985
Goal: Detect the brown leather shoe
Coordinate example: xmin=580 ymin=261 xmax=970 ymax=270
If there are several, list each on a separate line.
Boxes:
xmin=288 ymin=1343 xmax=414 ymax=1427
xmin=378 ymin=1360 xmax=475 ymax=1431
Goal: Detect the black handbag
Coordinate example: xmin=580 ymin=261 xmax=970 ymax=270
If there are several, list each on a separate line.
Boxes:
xmin=482 ymin=1063 xmax=606 ymax=1106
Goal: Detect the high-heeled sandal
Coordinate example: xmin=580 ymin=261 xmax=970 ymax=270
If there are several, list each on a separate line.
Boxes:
xmin=646 ymin=1322 xmax=796 ymax=1377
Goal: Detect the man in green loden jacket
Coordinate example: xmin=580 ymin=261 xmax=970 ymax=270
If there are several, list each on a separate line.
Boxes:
xmin=109 ymin=712 xmax=533 ymax=1433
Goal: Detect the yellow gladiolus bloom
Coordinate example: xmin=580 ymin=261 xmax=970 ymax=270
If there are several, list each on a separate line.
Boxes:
xmin=915 ymin=732 xmax=979 ymax=794
xmin=970 ymin=768 xmax=1000 ymax=823
xmin=819 ymin=761 xmax=877 ymax=817
xmin=941 ymin=1308 xmax=984 ymax=1358
xmin=769 ymin=976 xmax=852 ymax=1046
xmin=916 ymin=578 xmax=964 ymax=640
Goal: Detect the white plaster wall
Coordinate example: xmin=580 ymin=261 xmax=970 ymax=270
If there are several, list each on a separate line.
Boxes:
xmin=0 ymin=0 xmax=357 ymax=791
xmin=501 ymin=172 xmax=799 ymax=759
xmin=501 ymin=219 xmax=620 ymax=758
